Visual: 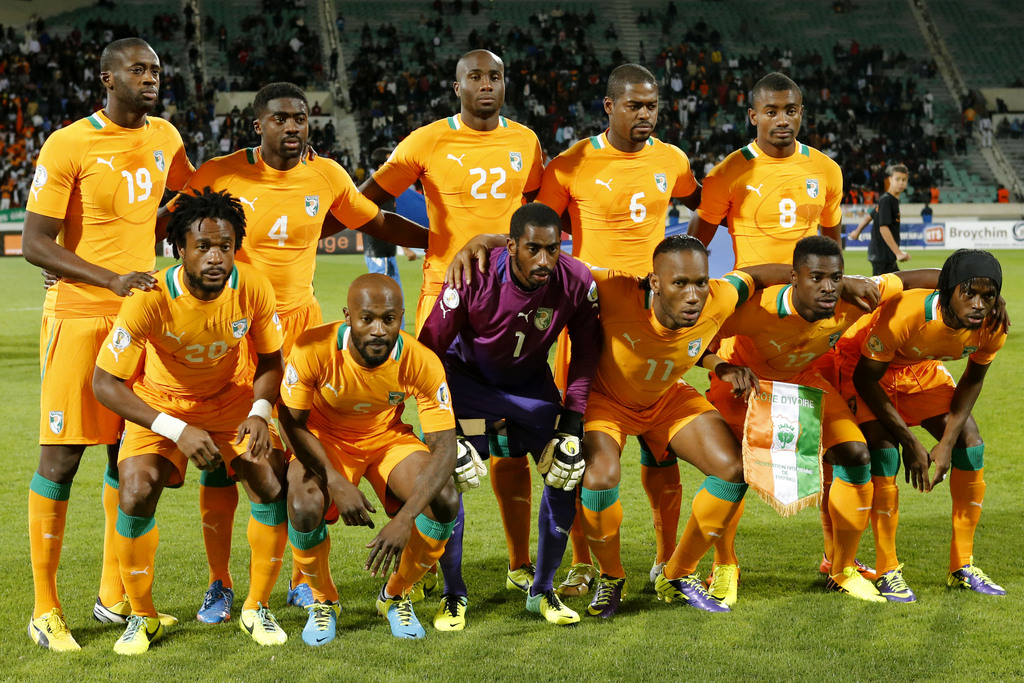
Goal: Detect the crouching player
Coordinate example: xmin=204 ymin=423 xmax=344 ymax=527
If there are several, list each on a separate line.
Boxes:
xmin=420 ymin=203 xmax=601 ymax=628
xmin=579 ymin=235 xmax=767 ymax=617
xmin=93 ymin=188 xmax=291 ymax=654
xmin=835 ymin=249 xmax=1008 ymax=599
xmin=279 ymin=274 xmax=459 ymax=644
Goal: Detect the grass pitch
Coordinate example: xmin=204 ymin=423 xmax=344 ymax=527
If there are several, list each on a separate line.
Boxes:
xmin=1 ymin=249 xmax=1022 ymax=681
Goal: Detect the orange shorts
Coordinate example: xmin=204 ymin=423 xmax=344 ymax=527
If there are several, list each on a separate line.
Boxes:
xmin=414 ymin=292 xmax=439 ymax=336
xmin=836 ymin=353 xmax=956 ymax=427
xmin=118 ymin=382 xmax=283 ymax=487
xmin=39 ymin=313 xmax=122 ymax=445
xmin=707 ymin=367 xmax=865 ymax=449
xmin=309 ymin=422 xmax=428 ymax=516
xmin=584 ymin=382 xmax=714 ymax=462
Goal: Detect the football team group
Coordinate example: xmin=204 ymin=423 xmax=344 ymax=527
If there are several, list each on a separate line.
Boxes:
xmin=22 ymin=37 xmax=1007 ymax=655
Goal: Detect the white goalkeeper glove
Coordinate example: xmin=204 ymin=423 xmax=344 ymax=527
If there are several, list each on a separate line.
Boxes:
xmin=537 ymin=410 xmax=585 ymax=491
xmin=453 ymin=435 xmax=488 ymax=493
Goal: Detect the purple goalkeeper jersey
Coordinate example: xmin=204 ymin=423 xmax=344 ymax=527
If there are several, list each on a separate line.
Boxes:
xmin=419 ymin=247 xmax=600 ymax=415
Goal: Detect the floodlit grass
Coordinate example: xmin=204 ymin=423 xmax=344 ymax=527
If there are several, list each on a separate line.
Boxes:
xmin=1 ymin=250 xmax=1022 ymax=680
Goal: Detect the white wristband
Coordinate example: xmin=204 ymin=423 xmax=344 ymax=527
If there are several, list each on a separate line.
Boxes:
xmin=248 ymin=398 xmax=273 ymax=422
xmin=151 ymin=412 xmax=187 ymax=443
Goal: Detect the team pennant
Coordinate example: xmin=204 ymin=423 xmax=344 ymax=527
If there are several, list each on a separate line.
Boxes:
xmin=741 ymin=380 xmax=824 ymax=517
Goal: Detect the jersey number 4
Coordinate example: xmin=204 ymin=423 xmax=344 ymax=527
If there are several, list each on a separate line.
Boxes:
xmin=269 ymin=215 xmax=289 ymax=246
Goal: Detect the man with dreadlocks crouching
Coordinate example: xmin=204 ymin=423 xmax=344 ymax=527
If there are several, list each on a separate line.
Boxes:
xmin=834 ymin=249 xmax=1009 ymax=600
xmin=93 ymin=187 xmax=291 ymax=654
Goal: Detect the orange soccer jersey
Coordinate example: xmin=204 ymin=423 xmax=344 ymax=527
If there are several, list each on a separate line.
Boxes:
xmin=95 ymin=262 xmax=283 ymax=398
xmin=717 ymin=274 xmax=904 ymax=381
xmin=859 ymin=290 xmax=1005 ymax=368
xmin=589 ymin=268 xmax=754 ymax=411
xmin=371 ymin=114 xmax=543 ymax=297
xmin=697 ymin=140 xmax=843 ymax=268
xmin=537 ymin=132 xmax=698 ymax=277
xmin=281 ymin=322 xmax=455 ymax=442
xmin=29 ymin=110 xmax=193 ymax=318
xmin=183 ymin=148 xmax=378 ymax=316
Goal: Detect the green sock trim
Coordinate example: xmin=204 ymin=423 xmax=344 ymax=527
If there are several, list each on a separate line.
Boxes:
xmin=581 ymin=485 xmax=619 ymax=512
xmin=415 ymin=514 xmax=456 ymax=541
xmin=833 ymin=464 xmax=871 ymax=485
xmin=30 ymin=472 xmax=72 ymax=501
xmin=199 ymin=464 xmax=235 ymax=487
xmin=701 ymin=476 xmax=748 ymax=502
xmin=639 ymin=443 xmax=677 ymax=467
xmin=104 ymin=464 xmax=119 ymax=489
xmin=951 ymin=444 xmax=984 ymax=471
xmin=288 ymin=521 xmax=328 ymax=550
xmin=488 ymin=432 xmax=511 ymax=458
xmin=870 ymin=448 xmax=901 ymax=478
xmin=116 ymin=508 xmax=155 ymax=538
xmin=250 ymin=499 xmax=287 ymax=527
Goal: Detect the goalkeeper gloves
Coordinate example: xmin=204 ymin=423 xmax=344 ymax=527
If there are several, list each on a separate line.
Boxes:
xmin=453 ymin=435 xmax=488 ymax=493
xmin=537 ymin=410 xmax=585 ymax=491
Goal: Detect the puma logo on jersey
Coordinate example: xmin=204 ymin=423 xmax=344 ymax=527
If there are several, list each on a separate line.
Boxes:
xmin=447 ymin=153 xmax=465 ymax=167
xmin=767 ymin=339 xmax=785 ymax=351
xmin=130 ymin=566 xmax=150 ymax=576
xmin=746 ymin=183 xmax=763 ymax=197
xmin=165 ymin=330 xmax=183 ymax=343
xmin=323 ymin=383 xmax=341 ymax=397
xmin=239 ymin=196 xmax=258 ymax=211
xmin=517 ymin=310 xmax=532 ymax=323
xmin=31 ymin=187 xmax=43 ymax=201
xmin=622 ymin=333 xmax=639 ymax=349
xmin=595 ymin=178 xmax=613 ymax=191
xmin=96 ymin=156 xmax=116 ymax=170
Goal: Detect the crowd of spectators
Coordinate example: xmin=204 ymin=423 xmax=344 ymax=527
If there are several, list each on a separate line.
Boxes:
xmin=0 ymin=1 xmax=1012 ymax=210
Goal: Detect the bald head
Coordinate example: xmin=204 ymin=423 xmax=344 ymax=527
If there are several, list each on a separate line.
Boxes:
xmin=454 ymin=50 xmax=505 ymax=123
xmin=456 ymin=49 xmax=504 ymax=80
xmin=345 ymin=274 xmax=405 ymax=367
xmin=348 ymin=273 xmax=403 ymax=311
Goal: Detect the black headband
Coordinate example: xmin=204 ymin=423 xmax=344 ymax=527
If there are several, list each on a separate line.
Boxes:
xmin=951 ymin=251 xmax=1002 ymax=294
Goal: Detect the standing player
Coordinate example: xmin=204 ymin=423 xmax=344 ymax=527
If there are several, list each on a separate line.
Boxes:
xmin=358 ymin=48 xmax=544 ymax=601
xmin=22 ymin=37 xmax=193 ymax=651
xmin=835 ymin=249 xmax=1007 ymax=599
xmin=419 ymin=203 xmax=601 ymax=629
xmin=537 ymin=63 xmax=702 ymax=593
xmin=688 ymin=72 xmax=847 ymax=587
xmin=688 ymin=72 xmax=843 ymax=265
xmin=577 ymin=235 xmax=762 ymax=617
xmin=849 ymin=165 xmax=910 ymax=275
xmin=92 ymin=189 xmax=291 ymax=653
xmin=280 ymin=275 xmax=459 ymax=643
xmin=705 ymin=236 xmax=938 ymax=604
xmin=175 ymin=82 xmax=429 ymax=623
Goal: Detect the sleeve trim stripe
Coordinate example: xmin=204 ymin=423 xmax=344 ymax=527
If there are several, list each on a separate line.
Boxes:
xmin=722 ymin=274 xmax=750 ymax=305
xmin=925 ymin=291 xmax=940 ymax=322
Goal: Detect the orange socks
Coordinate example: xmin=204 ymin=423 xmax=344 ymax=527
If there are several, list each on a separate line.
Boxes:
xmin=98 ymin=466 xmax=125 ymax=606
xmin=199 ymin=471 xmax=238 ymax=589
xmin=640 ymin=462 xmax=682 ymax=565
xmin=288 ymin=522 xmax=339 ymax=603
xmin=28 ymin=474 xmax=71 ymax=618
xmin=580 ymin=486 xmax=624 ymax=578
xmin=386 ymin=515 xmax=455 ymax=597
xmin=828 ymin=466 xmax=872 ymax=581
xmin=665 ymin=478 xmax=746 ymax=580
xmin=568 ymin=503 xmax=593 ymax=565
xmin=949 ymin=467 xmax=985 ymax=571
xmin=243 ymin=501 xmax=288 ymax=610
xmin=870 ymin=475 xmax=900 ymax=574
xmin=820 ymin=462 xmax=835 ymax=562
xmin=114 ymin=508 xmax=159 ymax=618
xmin=490 ymin=456 xmax=533 ymax=569
xmin=711 ymin=498 xmax=745 ymax=566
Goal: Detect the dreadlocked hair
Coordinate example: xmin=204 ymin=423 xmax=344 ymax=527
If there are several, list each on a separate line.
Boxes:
xmin=166 ymin=187 xmax=247 ymax=259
